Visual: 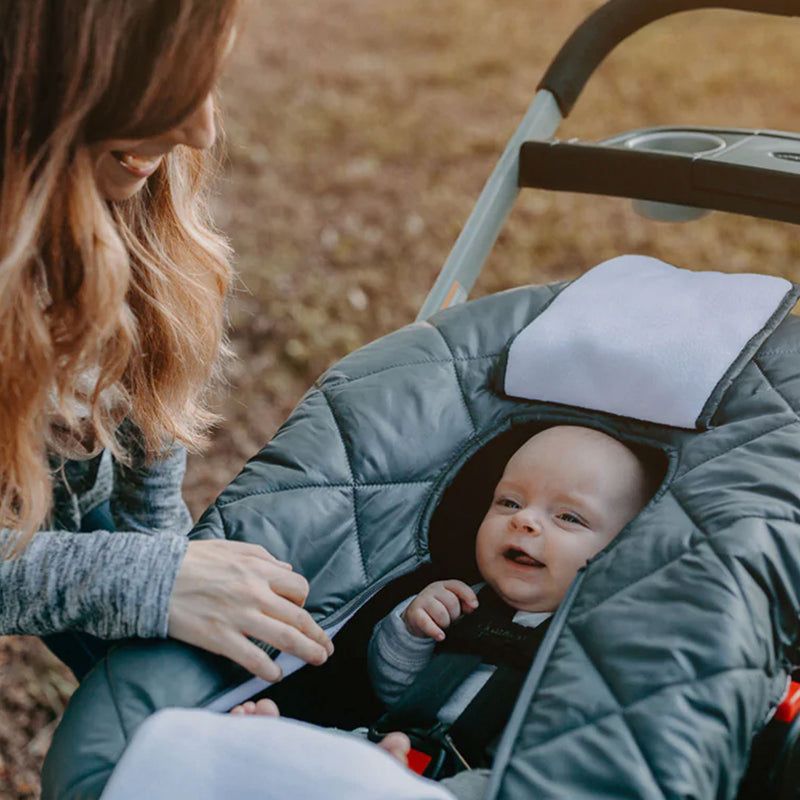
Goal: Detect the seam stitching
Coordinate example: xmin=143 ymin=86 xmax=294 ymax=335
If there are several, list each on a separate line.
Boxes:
xmin=431 ymin=326 xmax=478 ymax=435
xmin=318 ymin=389 xmax=368 ymax=584
xmin=318 ymin=353 xmax=503 ymax=388
xmin=216 ymin=481 xmax=433 ymax=507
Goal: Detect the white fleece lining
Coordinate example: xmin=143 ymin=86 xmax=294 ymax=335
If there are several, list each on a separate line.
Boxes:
xmin=504 ymin=255 xmax=792 ymax=429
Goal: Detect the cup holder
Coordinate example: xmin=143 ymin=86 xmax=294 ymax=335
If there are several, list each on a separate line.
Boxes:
xmin=625 ymin=131 xmax=726 ymax=157
xmin=620 ymin=131 xmax=725 ymax=222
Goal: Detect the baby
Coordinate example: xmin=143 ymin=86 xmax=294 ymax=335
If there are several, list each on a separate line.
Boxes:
xmin=364 ymin=425 xmax=656 ymax=784
xmin=234 ymin=425 xmax=657 ymax=788
xmin=377 ymin=423 xmax=652 ymax=646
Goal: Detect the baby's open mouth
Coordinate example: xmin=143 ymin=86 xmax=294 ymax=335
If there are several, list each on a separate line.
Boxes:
xmin=503 ymin=547 xmax=544 ymax=568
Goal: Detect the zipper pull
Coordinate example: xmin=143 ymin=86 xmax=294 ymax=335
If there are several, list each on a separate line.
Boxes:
xmin=443 ymin=733 xmax=472 ymax=772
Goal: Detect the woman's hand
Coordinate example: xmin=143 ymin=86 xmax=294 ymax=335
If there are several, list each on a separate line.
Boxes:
xmin=167 ymin=540 xmax=333 ymax=682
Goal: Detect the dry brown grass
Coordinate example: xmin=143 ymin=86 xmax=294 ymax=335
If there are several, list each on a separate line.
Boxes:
xmin=5 ymin=0 xmax=800 ymax=795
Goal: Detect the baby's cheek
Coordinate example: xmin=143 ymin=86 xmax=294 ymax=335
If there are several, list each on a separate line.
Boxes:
xmin=559 ymin=548 xmax=592 ymax=579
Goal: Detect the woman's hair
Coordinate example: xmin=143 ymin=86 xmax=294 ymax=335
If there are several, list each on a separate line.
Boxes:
xmin=0 ymin=0 xmax=240 ymax=552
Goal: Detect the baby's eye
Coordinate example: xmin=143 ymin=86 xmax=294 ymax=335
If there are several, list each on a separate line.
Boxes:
xmin=557 ymin=511 xmax=588 ymax=527
xmin=496 ymin=497 xmax=520 ymax=510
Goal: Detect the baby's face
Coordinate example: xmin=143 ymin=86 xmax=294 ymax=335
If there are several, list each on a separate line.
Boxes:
xmin=474 ymin=426 xmax=649 ymax=613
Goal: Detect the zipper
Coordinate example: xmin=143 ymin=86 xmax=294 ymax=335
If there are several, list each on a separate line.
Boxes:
xmin=204 ymin=557 xmax=424 ymax=711
xmin=317 ymin=556 xmax=423 ymax=630
xmin=443 ymin=732 xmax=473 ymax=772
xmin=483 ymin=570 xmax=586 ymax=800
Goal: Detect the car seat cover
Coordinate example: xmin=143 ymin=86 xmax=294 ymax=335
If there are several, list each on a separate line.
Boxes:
xmin=41 ymin=260 xmax=800 ymax=800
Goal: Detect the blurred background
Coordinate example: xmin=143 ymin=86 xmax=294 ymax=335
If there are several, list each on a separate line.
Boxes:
xmin=4 ymin=0 xmax=800 ymax=794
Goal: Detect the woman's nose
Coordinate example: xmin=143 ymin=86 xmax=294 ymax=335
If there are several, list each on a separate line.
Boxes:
xmin=167 ymin=94 xmax=217 ymax=151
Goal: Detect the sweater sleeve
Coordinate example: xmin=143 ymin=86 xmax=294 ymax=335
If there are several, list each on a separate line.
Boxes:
xmin=367 ymin=596 xmax=437 ymax=707
xmin=0 ymin=430 xmax=195 ymax=639
xmin=0 ymin=527 xmax=188 ymax=638
xmin=110 ymin=423 xmax=194 ymax=535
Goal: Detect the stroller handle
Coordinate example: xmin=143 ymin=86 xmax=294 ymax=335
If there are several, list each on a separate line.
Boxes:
xmin=540 ymin=0 xmax=800 ymax=116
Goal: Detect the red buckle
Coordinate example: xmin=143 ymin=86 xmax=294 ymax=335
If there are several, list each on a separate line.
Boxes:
xmin=407 ymin=748 xmax=433 ymax=775
xmin=776 ymin=681 xmax=800 ymax=723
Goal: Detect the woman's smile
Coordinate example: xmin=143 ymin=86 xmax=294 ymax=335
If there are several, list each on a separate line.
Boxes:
xmin=93 ymin=94 xmax=217 ymax=200
xmin=111 ymin=150 xmax=165 ymax=179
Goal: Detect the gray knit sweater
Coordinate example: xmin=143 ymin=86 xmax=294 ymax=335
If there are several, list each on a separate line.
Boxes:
xmin=0 ymin=440 xmax=192 ymax=640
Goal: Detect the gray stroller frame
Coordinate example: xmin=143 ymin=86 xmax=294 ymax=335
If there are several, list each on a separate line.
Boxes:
xmin=420 ymin=0 xmax=800 ymax=321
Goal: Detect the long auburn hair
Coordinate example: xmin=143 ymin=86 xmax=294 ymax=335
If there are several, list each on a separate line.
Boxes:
xmin=0 ymin=0 xmax=240 ymax=552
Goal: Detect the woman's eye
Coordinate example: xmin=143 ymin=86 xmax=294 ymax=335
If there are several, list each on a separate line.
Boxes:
xmin=497 ymin=497 xmax=520 ymax=509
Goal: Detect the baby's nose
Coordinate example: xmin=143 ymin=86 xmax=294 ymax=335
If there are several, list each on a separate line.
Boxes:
xmin=512 ymin=510 xmax=541 ymax=535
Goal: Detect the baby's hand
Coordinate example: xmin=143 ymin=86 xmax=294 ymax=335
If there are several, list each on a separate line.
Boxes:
xmin=401 ymin=580 xmax=478 ymax=641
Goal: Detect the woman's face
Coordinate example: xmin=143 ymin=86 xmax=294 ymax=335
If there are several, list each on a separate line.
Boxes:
xmin=90 ymin=94 xmax=217 ymax=202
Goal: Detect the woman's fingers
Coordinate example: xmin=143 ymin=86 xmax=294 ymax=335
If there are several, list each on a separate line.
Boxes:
xmin=253 ymin=560 xmax=311 ymax=607
xmin=215 ymin=630 xmax=284 ymax=683
xmin=231 ymin=541 xmax=294 ymax=570
xmin=242 ymin=607 xmax=331 ymax=666
xmin=245 ymin=574 xmax=333 ymax=655
xmin=168 ymin=540 xmax=334 ymax=680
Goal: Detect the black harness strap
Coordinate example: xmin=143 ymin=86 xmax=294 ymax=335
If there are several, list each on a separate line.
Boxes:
xmin=446 ymin=663 xmax=528 ymax=768
xmin=373 ymin=651 xmax=482 ymax=734
xmin=370 ymin=586 xmax=552 ymax=776
xmin=439 ymin=587 xmax=550 ymax=669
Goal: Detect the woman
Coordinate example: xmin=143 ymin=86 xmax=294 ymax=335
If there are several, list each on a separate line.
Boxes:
xmin=0 ymin=0 xmax=332 ymax=682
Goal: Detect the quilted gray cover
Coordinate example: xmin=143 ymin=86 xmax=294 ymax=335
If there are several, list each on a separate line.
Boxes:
xmin=42 ymin=281 xmax=800 ymax=800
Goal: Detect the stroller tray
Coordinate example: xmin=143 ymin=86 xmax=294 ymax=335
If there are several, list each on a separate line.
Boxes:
xmin=519 ymin=126 xmax=800 ymax=224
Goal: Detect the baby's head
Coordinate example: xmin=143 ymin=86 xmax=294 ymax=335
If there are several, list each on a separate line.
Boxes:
xmin=475 ymin=425 xmax=655 ymax=613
